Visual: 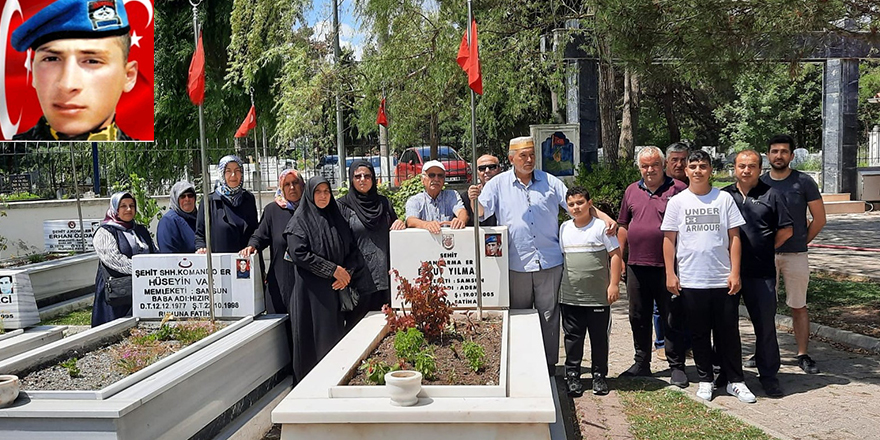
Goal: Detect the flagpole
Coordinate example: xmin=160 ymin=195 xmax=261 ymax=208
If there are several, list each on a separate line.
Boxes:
xmin=250 ymin=90 xmax=262 ymax=215
xmin=466 ymin=0 xmax=482 ymax=320
xmin=332 ymin=0 xmax=346 ymax=188
xmin=191 ymin=0 xmax=216 ymax=323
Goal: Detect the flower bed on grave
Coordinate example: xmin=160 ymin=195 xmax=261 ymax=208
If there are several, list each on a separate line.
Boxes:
xmin=18 ymin=316 xmax=221 ymax=391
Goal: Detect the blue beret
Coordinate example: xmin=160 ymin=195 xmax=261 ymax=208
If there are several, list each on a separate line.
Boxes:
xmin=485 ymin=235 xmax=499 ymax=244
xmin=12 ymin=0 xmax=130 ymax=52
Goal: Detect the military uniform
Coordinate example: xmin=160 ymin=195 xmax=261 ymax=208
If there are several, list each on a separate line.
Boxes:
xmin=13 ymin=117 xmax=134 ymax=141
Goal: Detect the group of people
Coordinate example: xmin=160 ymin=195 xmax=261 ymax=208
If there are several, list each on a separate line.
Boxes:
xmin=90 ymin=133 xmax=825 ymax=399
xmin=91 ymin=155 xmax=401 ymax=382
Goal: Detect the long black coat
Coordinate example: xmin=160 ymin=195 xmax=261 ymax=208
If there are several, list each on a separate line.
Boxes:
xmin=248 ymin=202 xmax=296 ymax=314
xmin=195 ymin=191 xmax=258 ymax=252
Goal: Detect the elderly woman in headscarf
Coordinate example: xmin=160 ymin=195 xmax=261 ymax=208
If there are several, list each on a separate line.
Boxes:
xmin=240 ymin=169 xmax=303 ymax=314
xmin=92 ymin=192 xmax=158 ymax=327
xmin=338 ymin=159 xmax=405 ymax=330
xmin=157 ymin=181 xmax=198 ymax=253
xmin=195 ymin=155 xmax=258 ymax=253
xmin=285 ymin=176 xmax=365 ymax=381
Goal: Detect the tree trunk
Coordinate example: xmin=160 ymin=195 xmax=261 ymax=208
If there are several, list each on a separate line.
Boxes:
xmin=597 ymin=39 xmax=619 ymax=167
xmin=618 ymin=69 xmax=640 ymax=164
xmin=660 ymin=88 xmax=681 ymax=143
xmin=429 ymin=113 xmax=439 ymax=160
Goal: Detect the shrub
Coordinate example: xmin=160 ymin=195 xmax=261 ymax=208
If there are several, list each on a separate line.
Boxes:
xmin=128 ymin=173 xmax=163 ymax=228
xmin=412 ymin=348 xmax=437 ymax=380
xmin=387 ymin=260 xmax=454 ymax=342
xmin=114 ymin=343 xmax=166 ymax=374
xmin=394 ymin=327 xmax=425 ymax=361
xmin=388 ymin=175 xmax=423 ymax=219
xmin=572 ymin=163 xmax=641 ymax=220
xmin=462 ymin=340 xmax=486 ymax=372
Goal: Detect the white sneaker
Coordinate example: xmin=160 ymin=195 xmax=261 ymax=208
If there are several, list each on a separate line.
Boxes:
xmin=696 ymin=382 xmax=714 ymax=401
xmin=726 ymin=382 xmax=757 ymax=403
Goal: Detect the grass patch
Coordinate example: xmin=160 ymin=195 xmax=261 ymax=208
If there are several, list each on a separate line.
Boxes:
xmin=43 ymin=308 xmax=92 ymax=326
xmin=617 ymin=382 xmax=776 ymax=440
xmin=777 ymin=273 xmax=880 ymax=338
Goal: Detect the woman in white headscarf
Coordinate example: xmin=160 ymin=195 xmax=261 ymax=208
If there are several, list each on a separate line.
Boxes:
xmin=195 ymin=155 xmax=258 ymax=253
xmin=157 ymin=181 xmax=198 ymax=253
xmin=91 ymin=192 xmax=158 ymax=327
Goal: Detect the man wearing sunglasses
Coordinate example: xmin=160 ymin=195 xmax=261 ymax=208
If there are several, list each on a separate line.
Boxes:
xmin=405 ymin=160 xmax=468 ymax=233
xmin=461 ymin=154 xmax=501 ymax=227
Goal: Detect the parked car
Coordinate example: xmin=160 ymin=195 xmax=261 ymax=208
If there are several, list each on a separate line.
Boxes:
xmin=317 ymin=155 xmax=398 ymax=188
xmin=394 ymin=146 xmax=472 ymax=186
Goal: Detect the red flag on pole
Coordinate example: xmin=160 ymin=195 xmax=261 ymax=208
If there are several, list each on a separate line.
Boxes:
xmin=188 ymin=33 xmax=206 ymax=105
xmin=376 ymin=98 xmax=388 ymax=127
xmin=456 ymin=20 xmax=482 ymax=95
xmin=234 ymin=105 xmax=257 ymax=137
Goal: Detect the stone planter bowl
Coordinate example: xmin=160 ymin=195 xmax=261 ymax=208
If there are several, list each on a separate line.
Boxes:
xmin=0 ymin=375 xmax=20 ymax=408
xmin=385 ymin=370 xmax=422 ymax=406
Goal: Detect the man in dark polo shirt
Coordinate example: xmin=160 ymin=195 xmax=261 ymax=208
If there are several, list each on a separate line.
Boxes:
xmin=618 ymin=146 xmax=689 ymax=387
xmin=462 ymin=154 xmax=500 ymax=226
xmin=722 ymin=150 xmax=793 ymax=397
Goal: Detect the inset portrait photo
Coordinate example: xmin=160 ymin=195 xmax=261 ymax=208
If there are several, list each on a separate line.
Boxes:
xmin=0 ymin=275 xmax=13 ymax=294
xmin=1 ymin=0 xmax=154 ymax=141
xmin=236 ymin=258 xmax=250 ymax=279
xmin=485 ymin=234 xmax=502 ymax=257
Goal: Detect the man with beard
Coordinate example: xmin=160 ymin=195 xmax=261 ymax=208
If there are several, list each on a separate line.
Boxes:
xmin=758 ymin=134 xmax=826 ymax=374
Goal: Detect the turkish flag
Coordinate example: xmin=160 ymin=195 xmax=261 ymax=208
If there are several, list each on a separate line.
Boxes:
xmin=0 ymin=0 xmax=155 ymax=140
xmin=187 ymin=32 xmax=205 ymax=105
xmin=456 ymin=19 xmax=482 ymax=95
xmin=376 ymin=98 xmax=387 ymax=127
xmin=234 ymin=105 xmax=256 ymax=137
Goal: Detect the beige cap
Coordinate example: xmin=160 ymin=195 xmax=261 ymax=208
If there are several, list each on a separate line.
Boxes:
xmin=422 ymin=160 xmax=446 ymax=173
xmin=509 ymin=136 xmax=535 ymax=151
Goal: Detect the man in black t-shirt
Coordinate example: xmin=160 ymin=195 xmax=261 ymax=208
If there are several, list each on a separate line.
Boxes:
xmin=722 ymin=150 xmax=793 ymax=397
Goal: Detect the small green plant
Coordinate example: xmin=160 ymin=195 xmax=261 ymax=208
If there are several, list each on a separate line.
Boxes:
xmin=115 ymin=343 xmax=165 ymax=374
xmin=60 ymin=357 xmax=80 ymax=378
xmin=358 ymin=358 xmax=399 ymax=385
xmin=128 ymin=173 xmax=162 ymax=228
xmin=394 ymin=327 xmax=425 ymax=361
xmin=412 ymin=348 xmax=437 ymax=380
xmin=173 ymin=321 xmax=217 ymax=345
xmin=462 ymin=340 xmax=486 ymax=372
xmin=26 ymin=252 xmax=48 ymax=264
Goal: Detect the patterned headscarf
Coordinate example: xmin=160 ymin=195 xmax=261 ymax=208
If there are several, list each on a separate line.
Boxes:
xmin=169 ymin=181 xmax=197 ymax=221
xmin=102 ymin=192 xmax=136 ymax=230
xmin=274 ymin=169 xmax=302 ymax=210
xmin=217 ymin=155 xmax=244 ymax=204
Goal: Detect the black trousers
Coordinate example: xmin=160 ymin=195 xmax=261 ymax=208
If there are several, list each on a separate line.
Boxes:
xmin=561 ymin=304 xmax=610 ymax=376
xmin=741 ymin=277 xmax=780 ymax=379
xmin=681 ymin=287 xmax=744 ymax=383
xmin=626 ymin=265 xmax=686 ymax=370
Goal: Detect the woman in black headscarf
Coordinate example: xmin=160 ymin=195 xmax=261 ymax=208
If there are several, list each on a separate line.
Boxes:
xmin=338 ymin=159 xmax=405 ymax=329
xmin=285 ymin=176 xmax=364 ymax=381
xmin=195 ymin=155 xmax=258 ymax=253
xmin=92 ymin=192 xmax=158 ymax=327
xmin=157 ymin=181 xmax=198 ymax=253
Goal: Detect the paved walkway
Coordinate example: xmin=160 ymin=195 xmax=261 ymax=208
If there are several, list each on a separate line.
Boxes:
xmin=565 ymin=211 xmax=880 ymax=440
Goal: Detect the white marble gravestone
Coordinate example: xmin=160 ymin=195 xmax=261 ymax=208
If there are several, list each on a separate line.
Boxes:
xmin=0 ymin=270 xmax=41 ymax=330
xmin=43 ymin=219 xmax=102 ymax=252
xmin=389 ymin=226 xmax=509 ymax=308
xmin=132 ymin=253 xmax=264 ymax=319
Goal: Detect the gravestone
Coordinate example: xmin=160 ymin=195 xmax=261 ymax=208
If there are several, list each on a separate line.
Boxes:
xmin=131 ymin=253 xmax=264 ymax=319
xmin=389 ymin=226 xmax=509 ymax=309
xmin=0 ymin=270 xmax=41 ymax=330
xmin=43 ymin=219 xmax=102 ymax=252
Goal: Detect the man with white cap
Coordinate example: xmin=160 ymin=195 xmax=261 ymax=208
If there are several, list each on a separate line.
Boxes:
xmin=405 ymin=160 xmax=468 ymax=233
xmin=469 ymin=136 xmax=616 ymax=374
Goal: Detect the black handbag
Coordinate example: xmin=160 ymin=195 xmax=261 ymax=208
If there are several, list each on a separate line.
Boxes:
xmin=100 ymin=263 xmax=133 ymax=307
xmin=339 ymin=285 xmax=359 ymax=312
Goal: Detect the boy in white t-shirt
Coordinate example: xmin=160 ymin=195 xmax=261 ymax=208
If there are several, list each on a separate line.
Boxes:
xmin=559 ymin=186 xmax=622 ymax=396
xmin=660 ymin=150 xmax=756 ymax=403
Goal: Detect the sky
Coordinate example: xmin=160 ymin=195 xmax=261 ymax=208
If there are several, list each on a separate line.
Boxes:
xmin=305 ymin=0 xmax=367 ymax=60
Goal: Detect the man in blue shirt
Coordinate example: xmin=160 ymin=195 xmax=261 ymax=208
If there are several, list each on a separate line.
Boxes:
xmin=405 ymin=160 xmax=467 ymax=233
xmin=469 ymin=136 xmax=615 ymax=374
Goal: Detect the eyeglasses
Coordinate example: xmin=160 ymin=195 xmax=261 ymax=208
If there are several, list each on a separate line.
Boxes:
xmin=180 ymin=193 xmax=196 ymax=199
xmin=353 ymin=173 xmax=373 ymax=180
xmin=224 ymin=169 xmax=243 ymax=176
xmin=478 ymin=164 xmax=499 ymax=172
xmin=426 ymin=172 xmax=445 ymax=179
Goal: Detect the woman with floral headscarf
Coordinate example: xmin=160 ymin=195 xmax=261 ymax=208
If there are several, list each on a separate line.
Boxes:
xmin=157 ymin=180 xmax=198 ymax=253
xmin=241 ymin=169 xmax=303 ymax=314
xmin=91 ymin=192 xmax=158 ymax=327
xmin=195 ymin=155 xmax=258 ymax=253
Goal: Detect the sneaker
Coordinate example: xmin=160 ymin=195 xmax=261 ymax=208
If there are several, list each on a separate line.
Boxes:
xmin=743 ymin=355 xmax=757 ymax=368
xmin=797 ymin=354 xmax=820 ymax=374
xmin=760 ymin=377 xmax=784 ymax=398
xmin=592 ymin=373 xmax=609 ymax=395
xmin=726 ymin=382 xmax=757 ymax=403
xmin=696 ymin=382 xmax=714 ymax=401
xmin=566 ymin=375 xmax=584 ymax=397
xmin=670 ymin=368 xmax=689 ymax=388
xmin=655 ymin=347 xmax=667 ymax=362
xmin=619 ymin=362 xmax=652 ymax=377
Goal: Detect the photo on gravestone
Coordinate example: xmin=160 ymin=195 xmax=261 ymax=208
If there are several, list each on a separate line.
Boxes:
xmin=0 ymin=275 xmax=12 ymax=294
xmin=485 ymin=234 xmax=502 ymax=257
xmin=236 ymin=258 xmax=250 ymax=279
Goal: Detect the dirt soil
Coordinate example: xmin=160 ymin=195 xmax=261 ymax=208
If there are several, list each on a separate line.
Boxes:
xmin=813 ymin=302 xmax=880 ymax=339
xmin=347 ymin=316 xmax=503 ymax=386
